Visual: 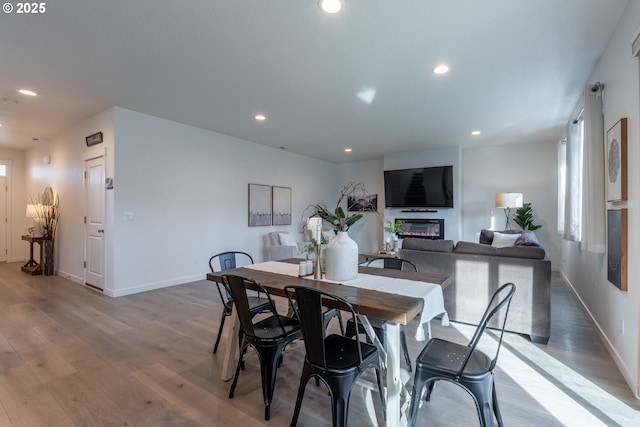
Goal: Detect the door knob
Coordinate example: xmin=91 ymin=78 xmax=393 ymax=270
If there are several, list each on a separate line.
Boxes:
xmin=97 ymin=229 xmax=104 ymax=233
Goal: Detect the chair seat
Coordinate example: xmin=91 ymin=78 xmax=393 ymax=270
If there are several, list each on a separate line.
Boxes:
xmin=324 ymin=334 xmax=378 ymax=370
xmin=417 ymin=338 xmax=492 ymax=379
xmin=253 ymin=314 xmax=301 ymax=339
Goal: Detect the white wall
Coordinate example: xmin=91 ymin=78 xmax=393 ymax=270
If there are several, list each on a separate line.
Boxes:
xmin=561 ymin=0 xmax=640 ymax=398
xmin=24 ymin=108 xmax=115 ymax=283
xmin=335 ymin=159 xmax=385 ymax=253
xmin=462 ymin=140 xmax=561 ymax=268
xmin=0 ymin=148 xmax=26 ymax=262
xmin=111 ymin=108 xmax=338 ymax=296
xmin=383 ymin=147 xmax=463 ymax=241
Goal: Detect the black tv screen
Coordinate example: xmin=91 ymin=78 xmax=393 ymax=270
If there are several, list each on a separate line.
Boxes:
xmin=384 ymin=165 xmax=454 ymax=208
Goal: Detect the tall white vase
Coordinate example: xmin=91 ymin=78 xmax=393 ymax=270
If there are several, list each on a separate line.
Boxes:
xmin=324 ymin=231 xmax=359 ymax=281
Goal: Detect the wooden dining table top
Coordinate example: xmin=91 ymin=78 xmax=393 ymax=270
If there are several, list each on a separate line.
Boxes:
xmin=206 ymin=259 xmax=450 ymax=326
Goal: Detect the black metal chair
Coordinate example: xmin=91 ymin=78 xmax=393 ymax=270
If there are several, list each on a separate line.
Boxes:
xmin=285 ymin=285 xmax=385 ymax=427
xmin=408 ymin=283 xmax=516 ymax=427
xmin=208 ymin=251 xmax=271 ymax=354
xmin=223 ymin=274 xmax=302 ymax=421
xmin=345 ymin=257 xmax=417 ymax=371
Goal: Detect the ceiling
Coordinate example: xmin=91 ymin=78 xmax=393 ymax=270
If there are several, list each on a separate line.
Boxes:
xmin=0 ymin=0 xmax=629 ymax=163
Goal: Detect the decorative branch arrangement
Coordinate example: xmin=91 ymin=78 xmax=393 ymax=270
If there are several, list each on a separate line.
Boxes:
xmin=31 ymin=194 xmax=59 ymax=240
xmin=31 ymin=187 xmax=59 ymax=275
xmin=306 ymin=182 xmax=377 ymax=233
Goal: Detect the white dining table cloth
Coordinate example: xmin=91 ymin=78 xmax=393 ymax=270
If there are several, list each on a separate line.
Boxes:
xmin=245 ymin=261 xmax=448 ymax=340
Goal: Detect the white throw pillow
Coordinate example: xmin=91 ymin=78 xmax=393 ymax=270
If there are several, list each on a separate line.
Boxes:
xmin=278 ymin=232 xmax=297 ymax=246
xmin=491 ymin=232 xmax=520 ymax=248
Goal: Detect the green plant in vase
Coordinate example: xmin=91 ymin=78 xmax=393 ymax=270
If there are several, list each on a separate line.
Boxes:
xmin=310 ymin=182 xmax=372 ymax=232
xmin=304 ymin=182 xmax=375 ymax=281
xmin=383 ymin=219 xmax=404 ymax=251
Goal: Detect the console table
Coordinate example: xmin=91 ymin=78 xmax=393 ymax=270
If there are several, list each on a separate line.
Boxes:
xmin=21 ymin=235 xmax=45 ymax=275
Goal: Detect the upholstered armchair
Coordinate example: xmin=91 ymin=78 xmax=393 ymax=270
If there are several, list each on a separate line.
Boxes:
xmin=268 ymin=231 xmax=307 ymax=260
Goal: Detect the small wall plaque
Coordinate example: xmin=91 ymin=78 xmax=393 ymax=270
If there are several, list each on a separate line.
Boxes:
xmin=86 ymin=132 xmax=103 ymax=147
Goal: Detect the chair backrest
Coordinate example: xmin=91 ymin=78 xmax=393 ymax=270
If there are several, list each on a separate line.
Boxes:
xmin=209 ymin=251 xmax=254 ymax=273
xmin=285 ymin=286 xmax=365 ymax=369
xmin=459 ymin=283 xmax=516 ymax=376
xmin=223 ymin=274 xmax=283 ymax=339
xmin=209 ymin=251 xmax=254 ymax=303
xmin=366 ymin=257 xmax=417 ymax=272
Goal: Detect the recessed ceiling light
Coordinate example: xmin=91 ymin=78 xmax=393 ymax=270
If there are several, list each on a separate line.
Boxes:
xmin=319 ymin=0 xmax=342 ymax=14
xmin=471 ymin=130 xmax=481 ymax=135
xmin=255 ymin=114 xmax=266 ymax=121
xmin=432 ymin=64 xmax=450 ymax=75
xmin=18 ymin=89 xmax=38 ymax=96
xmin=344 ymin=148 xmax=352 ymax=152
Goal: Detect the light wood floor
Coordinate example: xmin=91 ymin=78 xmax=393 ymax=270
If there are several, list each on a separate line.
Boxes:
xmin=0 ymin=263 xmax=638 ymax=426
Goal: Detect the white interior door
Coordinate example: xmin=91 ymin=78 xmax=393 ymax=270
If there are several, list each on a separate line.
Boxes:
xmin=0 ymin=176 xmax=6 ymax=262
xmin=85 ymin=156 xmax=105 ymax=290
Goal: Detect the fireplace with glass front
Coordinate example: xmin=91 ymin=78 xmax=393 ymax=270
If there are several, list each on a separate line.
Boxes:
xmin=395 ymin=218 xmax=444 ymax=240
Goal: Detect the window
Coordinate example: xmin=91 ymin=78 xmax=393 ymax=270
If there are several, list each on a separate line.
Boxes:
xmin=0 ymin=164 xmax=6 ymax=176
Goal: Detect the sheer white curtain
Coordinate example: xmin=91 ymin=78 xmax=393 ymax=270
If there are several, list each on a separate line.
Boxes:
xmin=557 ymin=138 xmax=566 ymax=234
xmin=560 ymin=85 xmax=605 ymax=253
xmin=562 ymin=113 xmax=583 ymax=241
xmin=581 ymin=86 xmax=605 ymax=252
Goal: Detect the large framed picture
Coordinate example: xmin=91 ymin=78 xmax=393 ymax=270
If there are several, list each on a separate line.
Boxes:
xmin=272 ymin=186 xmax=292 ymax=225
xmin=606 ymin=118 xmax=627 ymax=202
xmin=248 ymin=183 xmax=272 ymax=226
xmin=607 ymin=208 xmax=627 ymax=291
xmin=347 ymin=193 xmax=378 ymax=212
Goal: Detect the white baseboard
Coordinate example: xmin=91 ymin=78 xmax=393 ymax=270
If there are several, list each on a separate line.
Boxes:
xmin=559 ymin=270 xmax=639 ymax=399
xmin=56 ymin=269 xmax=84 ymax=285
xmin=108 ymin=273 xmax=206 ymax=298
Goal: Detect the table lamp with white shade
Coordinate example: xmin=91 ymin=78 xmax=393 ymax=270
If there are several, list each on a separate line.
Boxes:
xmin=26 ymin=204 xmax=43 ymax=237
xmin=495 ymin=193 xmax=523 ymax=230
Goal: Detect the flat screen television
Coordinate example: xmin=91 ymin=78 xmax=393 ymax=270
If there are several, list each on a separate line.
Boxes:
xmin=384 ymin=165 xmax=454 ymax=208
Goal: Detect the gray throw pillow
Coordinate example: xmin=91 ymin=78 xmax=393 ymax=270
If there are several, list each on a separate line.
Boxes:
xmin=515 ymin=230 xmax=541 ymax=247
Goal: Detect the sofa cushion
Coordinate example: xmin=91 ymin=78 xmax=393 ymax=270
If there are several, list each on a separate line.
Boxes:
xmin=491 ymin=231 xmax=521 ymax=248
xmin=454 ymin=241 xmax=545 ymax=259
xmin=454 ymin=241 xmax=497 ymax=255
xmin=402 ymin=238 xmax=454 ymax=253
xmin=496 ymin=245 xmax=546 ymax=259
xmin=278 ymin=232 xmax=297 ymax=246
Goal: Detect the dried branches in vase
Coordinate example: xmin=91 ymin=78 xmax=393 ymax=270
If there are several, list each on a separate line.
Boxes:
xmin=31 ymin=188 xmax=59 ymax=276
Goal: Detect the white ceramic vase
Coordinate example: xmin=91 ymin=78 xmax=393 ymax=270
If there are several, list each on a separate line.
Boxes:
xmin=324 ymin=231 xmax=359 ymax=281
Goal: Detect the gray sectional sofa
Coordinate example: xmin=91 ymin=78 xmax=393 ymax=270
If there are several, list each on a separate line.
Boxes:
xmin=399 ymin=230 xmax=551 ymax=344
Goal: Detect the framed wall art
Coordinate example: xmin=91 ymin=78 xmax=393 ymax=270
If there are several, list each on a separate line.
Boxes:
xmin=248 ymin=183 xmax=272 ymax=226
xmin=605 ymin=118 xmax=627 ymax=202
xmin=272 ymin=186 xmax=292 ymax=225
xmin=607 ymin=208 xmax=627 ymax=291
xmin=347 ymin=193 xmax=378 ymax=212
xmin=85 ymin=131 xmax=103 ymax=147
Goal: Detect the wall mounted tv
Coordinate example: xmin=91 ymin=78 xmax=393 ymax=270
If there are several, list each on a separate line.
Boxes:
xmin=384 ymin=165 xmax=454 ymax=208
